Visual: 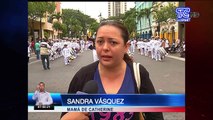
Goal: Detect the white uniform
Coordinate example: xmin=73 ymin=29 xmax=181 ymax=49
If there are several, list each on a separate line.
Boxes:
xmin=80 ymin=40 xmax=85 ymax=52
xmin=92 ymin=49 xmax=99 ymax=62
xmin=62 ymin=47 xmax=71 ymax=65
xmin=130 ymin=40 xmax=136 ymax=53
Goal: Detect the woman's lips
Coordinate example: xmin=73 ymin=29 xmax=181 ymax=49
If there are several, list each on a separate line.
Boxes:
xmin=101 ymin=55 xmax=112 ymax=61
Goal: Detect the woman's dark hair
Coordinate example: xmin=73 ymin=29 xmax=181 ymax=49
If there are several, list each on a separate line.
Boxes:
xmin=96 ymin=20 xmax=133 ymax=63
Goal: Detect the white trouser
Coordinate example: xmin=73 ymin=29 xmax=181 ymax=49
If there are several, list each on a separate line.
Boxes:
xmin=64 ymin=56 xmax=70 ymax=65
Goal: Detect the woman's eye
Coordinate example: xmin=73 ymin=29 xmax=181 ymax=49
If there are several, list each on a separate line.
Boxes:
xmin=110 ymin=41 xmax=117 ymax=45
xmin=97 ymin=40 xmax=103 ymax=44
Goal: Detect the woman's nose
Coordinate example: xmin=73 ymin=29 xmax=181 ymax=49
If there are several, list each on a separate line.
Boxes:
xmin=103 ymin=42 xmax=109 ymax=51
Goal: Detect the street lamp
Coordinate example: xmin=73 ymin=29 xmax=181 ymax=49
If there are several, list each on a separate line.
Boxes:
xmin=68 ymin=25 xmax=72 ymax=38
xmin=98 ymin=13 xmax=103 ymax=23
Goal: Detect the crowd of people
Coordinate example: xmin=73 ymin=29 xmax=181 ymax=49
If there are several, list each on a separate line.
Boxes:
xmin=28 ymin=36 xmax=185 ymax=70
xmin=28 ymin=37 xmax=94 ymax=69
xmin=128 ymin=37 xmax=185 ymax=61
xmin=128 ymin=37 xmax=169 ymax=61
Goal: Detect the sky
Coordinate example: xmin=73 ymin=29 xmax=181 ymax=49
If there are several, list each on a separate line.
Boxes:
xmin=61 ymin=2 xmax=135 ymax=21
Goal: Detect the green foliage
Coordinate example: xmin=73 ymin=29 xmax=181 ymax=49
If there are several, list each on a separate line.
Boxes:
xmin=28 ymin=2 xmax=56 ymax=18
xmin=50 ymin=12 xmax=61 ymax=23
xmin=153 ymin=3 xmax=176 ymax=23
xmin=61 ymin=23 xmax=68 ymax=37
xmin=122 ymin=8 xmax=137 ymax=38
xmin=136 ymin=7 xmax=153 ymax=36
xmin=89 ymin=22 xmax=99 ymax=34
xmin=28 ymin=2 xmax=56 ymax=38
xmin=61 ymin=9 xmax=99 ymax=38
xmin=52 ymin=21 xmax=62 ymax=31
xmin=44 ymin=31 xmax=50 ymax=39
xmin=107 ymin=15 xmax=123 ymax=22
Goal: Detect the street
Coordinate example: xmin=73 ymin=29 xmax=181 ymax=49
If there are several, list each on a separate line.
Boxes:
xmin=28 ymin=50 xmax=185 ymax=120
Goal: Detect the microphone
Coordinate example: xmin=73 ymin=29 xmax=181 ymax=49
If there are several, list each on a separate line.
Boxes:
xmin=76 ymin=80 xmax=98 ymax=94
xmin=76 ymin=80 xmax=98 ymax=116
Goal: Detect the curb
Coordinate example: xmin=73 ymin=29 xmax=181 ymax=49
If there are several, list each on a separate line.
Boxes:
xmin=167 ymin=55 xmax=185 ymax=61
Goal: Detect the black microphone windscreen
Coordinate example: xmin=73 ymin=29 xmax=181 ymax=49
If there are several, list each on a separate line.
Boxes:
xmin=82 ymin=80 xmax=98 ymax=94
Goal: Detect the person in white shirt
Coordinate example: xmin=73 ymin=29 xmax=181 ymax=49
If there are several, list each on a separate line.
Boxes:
xmin=32 ymin=82 xmax=53 ymax=106
xmin=62 ymin=44 xmax=71 ymax=65
xmin=130 ymin=39 xmax=136 ymax=54
xmin=92 ymin=48 xmax=99 ymax=62
xmin=80 ymin=39 xmax=85 ymax=52
xmin=28 ymin=42 xmax=31 ymax=63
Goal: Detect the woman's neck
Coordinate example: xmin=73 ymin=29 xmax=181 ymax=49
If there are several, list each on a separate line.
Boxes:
xmin=98 ymin=60 xmax=126 ymax=76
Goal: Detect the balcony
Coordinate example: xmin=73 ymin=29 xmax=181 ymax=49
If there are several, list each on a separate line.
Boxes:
xmin=34 ymin=17 xmax=46 ymax=23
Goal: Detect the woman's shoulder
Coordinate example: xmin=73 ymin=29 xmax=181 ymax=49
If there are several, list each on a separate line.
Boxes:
xmin=127 ymin=62 xmax=147 ymax=72
xmin=76 ymin=61 xmax=99 ymax=75
xmin=126 ymin=62 xmax=149 ymax=80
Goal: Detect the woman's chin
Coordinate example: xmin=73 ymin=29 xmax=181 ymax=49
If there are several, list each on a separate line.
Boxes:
xmin=100 ymin=60 xmax=113 ymax=66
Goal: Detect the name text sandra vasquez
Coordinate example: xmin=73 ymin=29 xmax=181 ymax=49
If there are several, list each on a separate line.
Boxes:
xmin=67 ymin=98 xmax=124 ymax=105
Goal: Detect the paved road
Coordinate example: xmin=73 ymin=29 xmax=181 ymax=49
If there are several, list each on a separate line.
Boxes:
xmin=28 ymin=50 xmax=185 ymax=120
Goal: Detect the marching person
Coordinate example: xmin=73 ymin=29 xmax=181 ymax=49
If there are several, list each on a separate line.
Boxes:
xmin=62 ymin=44 xmax=71 ymax=65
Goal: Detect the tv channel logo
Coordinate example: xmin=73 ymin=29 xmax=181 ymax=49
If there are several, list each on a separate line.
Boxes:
xmin=176 ymin=7 xmax=191 ymax=22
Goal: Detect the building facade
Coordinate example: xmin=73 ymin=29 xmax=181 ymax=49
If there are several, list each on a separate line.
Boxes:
xmin=28 ymin=2 xmax=62 ymax=41
xmin=152 ymin=2 xmax=184 ymax=45
xmin=135 ymin=2 xmax=153 ymax=39
xmin=135 ymin=2 xmax=185 ymax=45
xmin=108 ymin=2 xmax=127 ymax=17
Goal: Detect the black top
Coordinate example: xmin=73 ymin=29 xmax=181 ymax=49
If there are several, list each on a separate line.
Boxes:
xmin=61 ymin=61 xmax=164 ymax=120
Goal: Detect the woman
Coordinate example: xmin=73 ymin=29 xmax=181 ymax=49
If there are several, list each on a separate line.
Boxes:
xmin=61 ymin=20 xmax=164 ymax=120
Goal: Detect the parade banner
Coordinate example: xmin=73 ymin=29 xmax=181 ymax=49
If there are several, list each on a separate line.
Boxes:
xmin=28 ymin=93 xmax=185 ymax=112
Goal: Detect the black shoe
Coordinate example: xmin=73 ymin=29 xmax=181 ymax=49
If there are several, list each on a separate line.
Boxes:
xmin=44 ymin=68 xmax=47 ymax=70
xmin=47 ymin=67 xmax=50 ymax=70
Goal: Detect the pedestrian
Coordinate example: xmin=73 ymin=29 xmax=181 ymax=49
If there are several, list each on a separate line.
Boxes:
xmin=31 ymin=38 xmax=35 ymax=54
xmin=62 ymin=44 xmax=71 ymax=65
xmin=28 ymin=42 xmax=31 ymax=63
xmin=40 ymin=38 xmax=51 ymax=70
xmin=35 ymin=39 xmax=40 ymax=60
xmin=60 ymin=20 xmax=164 ymax=120
xmin=32 ymin=82 xmax=53 ymax=106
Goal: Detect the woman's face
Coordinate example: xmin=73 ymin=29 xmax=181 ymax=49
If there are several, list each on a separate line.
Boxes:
xmin=95 ymin=25 xmax=129 ymax=67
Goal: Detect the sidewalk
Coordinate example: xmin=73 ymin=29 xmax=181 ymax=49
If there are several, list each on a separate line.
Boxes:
xmin=167 ymin=52 xmax=185 ymax=62
xmin=29 ymin=53 xmax=40 ymax=64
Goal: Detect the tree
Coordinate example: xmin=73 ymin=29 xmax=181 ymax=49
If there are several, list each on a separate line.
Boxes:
xmin=107 ymin=15 xmax=123 ymax=22
xmin=51 ymin=12 xmax=61 ymax=21
xmin=52 ymin=21 xmax=63 ymax=38
xmin=122 ymin=8 xmax=137 ymax=39
xmin=44 ymin=31 xmax=50 ymax=40
xmin=138 ymin=7 xmax=153 ymax=37
xmin=153 ymin=3 xmax=176 ymax=23
xmin=136 ymin=9 xmax=143 ymax=36
xmin=152 ymin=3 xmax=176 ymax=36
xmin=88 ymin=21 xmax=99 ymax=38
xmin=60 ymin=23 xmax=68 ymax=37
xmin=28 ymin=2 xmax=56 ymax=39
xmin=51 ymin=12 xmax=63 ymax=38
xmin=62 ymin=9 xmax=99 ymax=38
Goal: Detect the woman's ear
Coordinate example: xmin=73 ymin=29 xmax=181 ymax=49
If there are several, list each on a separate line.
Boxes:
xmin=124 ymin=40 xmax=131 ymax=52
xmin=127 ymin=40 xmax=131 ymax=48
